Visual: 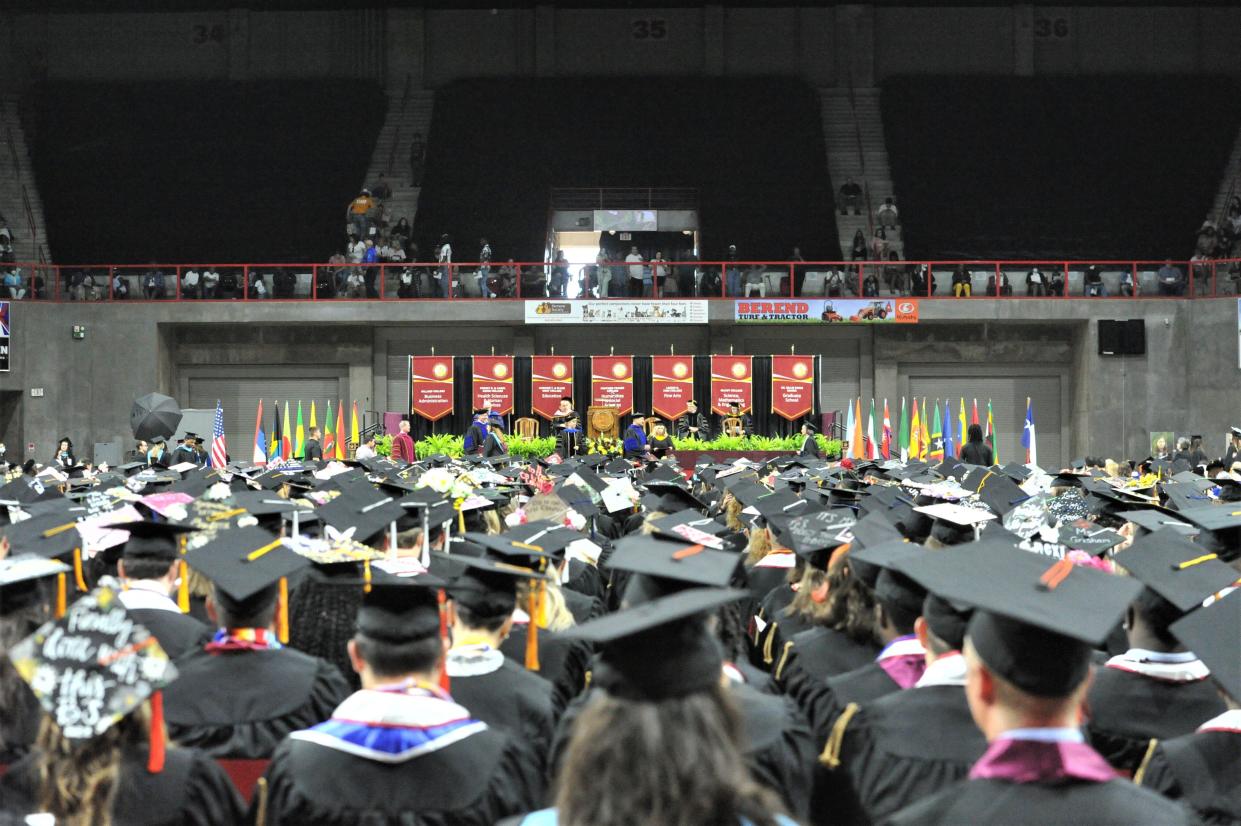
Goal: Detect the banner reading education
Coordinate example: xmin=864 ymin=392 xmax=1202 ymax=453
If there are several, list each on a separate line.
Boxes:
xmin=409 ymin=355 xmax=454 ymax=421
xmin=591 ymin=355 xmax=634 ymax=415
xmin=710 ymin=355 xmax=753 ymax=414
xmin=471 ymin=356 xmax=515 ymax=415
xmin=531 ymin=355 xmax=574 ymax=419
xmin=652 ymin=355 xmax=694 ymax=420
xmin=771 ymin=354 xmax=815 ymax=420
xmin=735 ymin=298 xmax=919 ymax=324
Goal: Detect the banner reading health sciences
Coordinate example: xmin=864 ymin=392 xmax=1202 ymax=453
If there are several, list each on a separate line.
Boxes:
xmin=710 ymin=355 xmax=753 ymax=415
xmin=591 ymin=356 xmax=634 ymax=415
xmin=771 ymin=355 xmax=815 ymax=420
xmin=410 ymin=356 xmax=454 ymax=421
xmin=471 ymin=356 xmax=514 ymax=415
xmin=652 ymin=355 xmax=694 ymax=420
xmin=531 ymin=355 xmax=574 ymax=419
xmin=735 ymin=298 xmax=918 ymax=323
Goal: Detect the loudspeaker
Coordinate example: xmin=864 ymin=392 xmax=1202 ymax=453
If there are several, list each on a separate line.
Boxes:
xmin=1098 ymin=320 xmax=1122 ymax=355
xmin=1097 ymin=320 xmax=1146 ymax=356
xmin=1121 ymin=319 xmax=1146 ymax=355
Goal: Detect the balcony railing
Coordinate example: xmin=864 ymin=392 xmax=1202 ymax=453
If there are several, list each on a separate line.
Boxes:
xmin=0 ymin=259 xmax=1236 ymax=302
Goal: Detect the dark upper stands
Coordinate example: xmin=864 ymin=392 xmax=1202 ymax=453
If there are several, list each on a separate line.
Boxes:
xmin=30 ymin=81 xmax=385 ymax=263
xmin=882 ymin=76 xmax=1239 ymax=260
xmin=413 ymin=77 xmax=837 ymax=263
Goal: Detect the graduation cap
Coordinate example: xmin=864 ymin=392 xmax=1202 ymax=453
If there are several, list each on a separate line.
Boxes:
xmin=998 ymin=462 xmax=1034 ymax=482
xmin=607 ymin=534 xmax=743 ymax=605
xmin=1114 ymin=528 xmax=1239 ymax=612
xmin=849 ymin=510 xmax=905 ymax=551
xmin=355 ymin=573 xmax=448 ymax=645
xmin=899 ymin=542 xmax=1142 ymax=697
xmin=771 ymin=509 xmax=857 ymax=570
xmin=1161 ymin=481 xmax=1213 ymax=513
xmin=315 ymin=491 xmax=406 ymax=545
xmin=849 ymin=539 xmax=927 ymax=619
xmin=648 ymin=509 xmax=731 ymax=548
xmin=1055 ymin=519 xmax=1125 ymax=557
xmin=1170 ymin=590 xmax=1241 ymax=703
xmin=8 ymin=585 xmax=178 ymax=772
xmin=915 ymin=502 xmax=997 ymax=546
xmin=975 ymin=473 xmax=1031 ymax=518
xmin=1118 ymin=508 xmax=1198 ymax=538
xmin=641 ymin=480 xmax=707 ymax=515
xmin=115 ymin=519 xmax=197 ymax=562
xmin=752 ymin=490 xmax=809 ymax=523
xmin=563 ymin=586 xmax=747 ymax=701
xmin=502 ymin=521 xmax=579 ymax=561
xmin=1173 ymin=505 xmax=1241 ymax=560
xmin=445 ymin=553 xmax=549 ymax=621
xmin=727 ymin=480 xmax=770 ymax=509
xmin=0 ymin=554 xmax=70 ymax=617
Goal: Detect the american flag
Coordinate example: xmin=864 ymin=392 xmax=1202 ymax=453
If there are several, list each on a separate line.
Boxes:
xmin=210 ymin=400 xmax=228 ymax=468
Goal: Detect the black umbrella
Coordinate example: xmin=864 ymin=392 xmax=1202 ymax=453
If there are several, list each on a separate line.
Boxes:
xmin=131 ymin=393 xmax=182 ymax=441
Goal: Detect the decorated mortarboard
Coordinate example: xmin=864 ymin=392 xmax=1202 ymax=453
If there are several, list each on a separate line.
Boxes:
xmin=1114 ymin=528 xmax=1238 ymax=612
xmin=914 ymin=502 xmax=996 ymax=529
xmin=315 ymin=490 xmax=406 ymax=543
xmin=771 ymin=509 xmax=857 ymax=570
xmin=1045 ymin=490 xmax=1091 ymax=524
xmin=1055 ymin=519 xmax=1125 ymax=557
xmin=975 ymin=473 xmax=1031 ymax=518
xmin=183 ymin=526 xmax=310 ymax=605
xmin=0 ymin=554 xmax=70 ymax=617
xmin=648 ymin=509 xmax=731 ymax=549
xmin=1170 ymin=589 xmax=1241 ymax=703
xmin=503 ymin=521 xmax=578 ymax=559
xmin=113 ymin=519 xmax=197 ymax=562
xmin=1118 ymin=508 xmax=1198 ymax=537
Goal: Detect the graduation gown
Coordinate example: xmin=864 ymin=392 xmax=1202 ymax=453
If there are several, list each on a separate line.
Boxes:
xmin=257 ymin=688 xmax=544 ymax=826
xmin=0 ymin=745 xmax=244 ymax=826
xmin=773 ymin=626 xmax=880 ymax=689
xmin=798 ymin=435 xmax=823 ymax=459
xmin=463 ymin=423 xmax=488 ymax=455
xmin=164 ymin=644 xmax=351 ymax=758
xmin=446 ymin=644 xmax=558 ymax=768
xmin=1137 ymin=710 xmax=1241 ymax=826
xmin=555 ymin=427 xmax=582 ymax=458
xmin=621 ymin=425 xmax=648 ymax=460
xmin=499 ymin=619 xmax=592 ymax=713
xmin=564 ymin=558 xmax=607 ymax=603
xmin=483 ymin=431 xmax=508 ymax=458
xmin=0 ymin=683 xmax=41 ymax=763
xmin=743 ymin=551 xmax=796 ymax=642
xmin=752 ymin=585 xmax=807 ymax=671
xmin=118 ymin=588 xmax=212 ymax=661
xmin=1085 ymin=652 xmax=1226 ymax=774
xmin=561 ymin=586 xmax=605 ymax=626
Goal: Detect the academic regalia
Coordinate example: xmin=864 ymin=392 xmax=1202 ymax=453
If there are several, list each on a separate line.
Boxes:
xmin=745 ymin=550 xmax=797 ymax=620
xmin=446 ymin=644 xmax=558 ymax=768
xmin=562 ymin=584 xmax=606 ymax=625
xmin=118 ymin=587 xmax=212 ymax=660
xmin=564 ymin=557 xmax=607 ymax=602
xmin=751 ymin=582 xmax=799 ymax=669
xmin=649 ymin=433 xmax=675 ymax=459
xmin=555 ymin=426 xmax=583 ymax=458
xmin=483 ymin=430 xmax=508 ymax=458
xmin=287 ymin=565 xmax=367 ymax=692
xmin=798 ymin=433 xmax=823 ymax=459
xmin=621 ymin=423 xmax=648 ymax=460
xmin=675 ymin=410 xmax=711 ymax=440
xmin=168 ymin=442 xmax=204 ymax=467
xmin=463 ymin=421 xmax=489 ymax=455
xmin=773 ymin=626 xmax=880 ymax=688
xmin=499 ymin=621 xmax=592 ymax=713
xmin=1137 ymin=710 xmax=1241 ymax=826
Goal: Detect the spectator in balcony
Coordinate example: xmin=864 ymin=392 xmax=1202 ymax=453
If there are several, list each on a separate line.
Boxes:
xmin=877 ymin=197 xmax=899 ymax=229
xmin=498 ymin=259 xmax=518 ymax=298
xmin=219 ymin=268 xmax=241 ymax=299
xmin=371 ymin=173 xmax=392 ymax=201
xmin=111 ymin=270 xmax=129 ymax=300
xmin=825 ymin=267 xmax=845 ymax=298
xmin=477 ymin=238 xmax=493 ymax=298
xmin=788 ymin=246 xmax=805 ymax=296
xmin=202 ymin=267 xmax=220 ymax=299
xmin=883 ymin=250 xmax=904 ymax=295
xmin=0 ymin=214 xmax=11 ymax=245
xmin=1026 ymin=266 xmax=1049 ymax=297
xmin=1083 ymin=265 xmax=1106 ymax=297
xmin=742 ymin=265 xmax=765 ymax=297
xmin=676 ymin=251 xmax=697 ymax=298
xmin=345 ymin=235 xmax=366 ymax=295
xmin=248 ymin=271 xmax=269 ymax=299
xmin=273 ymin=269 xmax=297 ymax=299
xmin=391 ymin=217 xmax=411 ymax=247
xmin=850 ymin=229 xmax=867 ymax=261
xmin=1119 ymin=268 xmax=1138 ymax=297
xmin=1048 ymin=267 xmax=1065 ymax=296
xmin=951 ymin=265 xmax=972 ymax=298
xmin=521 ymin=263 xmax=547 ymax=298
xmin=182 ymin=267 xmax=200 ymax=299
xmin=3 ymin=268 xmax=24 ymax=300
xmin=409 ymin=133 xmax=426 ymax=187
xmin=625 ymin=246 xmax=645 ymax=297
xmin=725 ymin=244 xmax=740 ymax=296
xmin=396 ymin=266 xmax=417 ymax=298
xmin=435 ymin=234 xmax=452 ymax=298
xmin=68 ymin=269 xmax=86 ymax=301
xmin=862 ymin=269 xmax=880 ymax=297
xmin=1194 ymin=221 xmax=1217 ymax=258
xmin=594 ymin=250 xmax=611 ymax=298
xmin=871 ymin=227 xmax=888 ymax=260
xmin=363 ymin=238 xmax=380 ymax=298
xmin=0 ymin=238 xmax=14 ymax=264
xmin=910 ymin=263 xmax=935 ymax=295
xmin=347 ymin=190 xmax=374 ymax=239
xmin=986 ymin=270 xmax=1013 ymax=296
xmin=838 ymin=177 xmax=863 ymax=215
xmin=1190 ymin=253 xmax=1212 ymax=296
xmin=550 ymin=250 xmax=570 ymax=298
xmin=1157 ymin=260 xmax=1185 ymax=296
xmin=143 ymin=267 xmax=166 ymax=300
xmin=651 ymin=251 xmax=668 ymax=296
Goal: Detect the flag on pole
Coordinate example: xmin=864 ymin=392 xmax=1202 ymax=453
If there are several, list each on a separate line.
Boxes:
xmin=971 ymin=398 xmax=980 ymax=427
xmin=844 ymin=398 xmax=855 ymax=457
xmin=866 ymin=398 xmax=878 ymax=460
xmin=943 ymin=399 xmax=956 ymax=461
xmin=323 ymin=400 xmax=335 ymax=458
xmin=909 ymin=398 xmax=921 ymax=461
xmin=881 ymin=399 xmax=892 ymax=460
xmin=920 ymin=398 xmax=932 ymax=460
xmin=270 ymin=401 xmax=281 ymax=461
xmin=335 ymin=401 xmax=346 ymax=459
xmin=209 ymin=400 xmax=228 ymax=468
xmin=986 ymin=399 xmax=998 ymax=462
xmin=1022 ymin=397 xmax=1037 ymax=466
xmin=351 ymin=401 xmax=361 ymax=448
xmin=295 ymin=401 xmax=305 ymax=459
xmin=929 ymin=401 xmax=944 ymax=461
xmin=852 ymin=397 xmax=866 ymax=459
xmin=958 ymin=398 xmax=967 ymax=453
xmin=310 ymin=401 xmax=318 ymax=432
xmin=281 ymin=401 xmax=292 ymax=461
xmin=252 ymin=400 xmax=267 ymax=466
xmin=898 ymin=397 xmax=909 ymax=462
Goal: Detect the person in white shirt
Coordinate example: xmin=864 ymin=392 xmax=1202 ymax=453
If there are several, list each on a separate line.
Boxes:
xmin=182 ymin=268 xmax=200 ymax=299
xmin=477 ymin=238 xmax=493 ymax=298
xmin=201 ymin=268 xmax=220 ymax=299
xmin=877 ymin=197 xmax=899 ymax=229
xmin=437 ymin=234 xmax=453 ymax=298
xmin=625 ymin=246 xmax=645 ymax=297
xmin=354 ymin=434 xmax=378 ymax=460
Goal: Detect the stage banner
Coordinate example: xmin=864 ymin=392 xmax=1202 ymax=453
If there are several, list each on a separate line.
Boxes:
xmin=409 ymin=355 xmax=454 ymax=422
xmin=531 ymin=355 xmax=574 ymax=419
xmin=472 ymin=356 xmax=515 ymax=415
xmin=711 ymin=355 xmax=753 ymax=415
xmin=771 ymin=355 xmax=815 ymax=420
xmin=652 ymin=355 xmax=694 ymax=421
xmin=525 ymin=300 xmax=708 ymax=325
xmin=735 ymin=298 xmax=919 ymax=324
xmin=591 ymin=355 xmax=634 ymax=415
xmin=0 ymin=302 xmax=9 ymax=372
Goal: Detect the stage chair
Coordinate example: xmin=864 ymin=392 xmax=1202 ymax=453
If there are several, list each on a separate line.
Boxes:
xmin=514 ymin=417 xmax=538 ymax=439
xmin=722 ymin=417 xmax=744 ymax=437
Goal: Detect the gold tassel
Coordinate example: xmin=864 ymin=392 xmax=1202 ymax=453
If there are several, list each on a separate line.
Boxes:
xmin=761 ymin=622 xmax=778 ymax=665
xmin=774 ymin=641 xmax=795 ymax=683
xmin=1133 ymin=738 xmax=1160 ymax=786
xmin=72 ymin=548 xmax=87 ymax=592
xmin=820 ymin=702 xmax=860 ymax=768
xmin=524 ymin=588 xmax=541 ymax=672
xmin=55 ymin=573 xmax=67 ymax=618
xmin=177 ymin=561 xmax=190 ymax=613
xmin=277 ymin=577 xmax=289 ymax=643
xmin=363 ymin=559 xmax=372 ymax=593
xmin=536 ymin=579 xmax=548 ymax=628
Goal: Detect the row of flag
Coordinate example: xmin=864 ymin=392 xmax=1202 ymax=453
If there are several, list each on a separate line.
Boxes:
xmin=250 ymin=400 xmax=362 ymax=465
xmin=843 ymin=396 xmax=1038 ymax=465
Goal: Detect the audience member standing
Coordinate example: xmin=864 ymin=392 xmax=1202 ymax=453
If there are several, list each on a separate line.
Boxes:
xmin=625 ymin=247 xmax=644 ymax=297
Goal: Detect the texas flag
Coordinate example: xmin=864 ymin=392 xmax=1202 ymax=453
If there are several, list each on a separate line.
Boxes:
xmin=1022 ymin=397 xmax=1038 ymax=466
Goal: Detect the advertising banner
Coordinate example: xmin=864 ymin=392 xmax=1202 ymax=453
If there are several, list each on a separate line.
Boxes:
xmin=591 ymin=355 xmax=634 ymax=415
xmin=710 ymin=355 xmax=753 ymax=415
xmin=531 ymin=355 xmax=574 ymax=419
xmin=771 ymin=354 xmax=815 ymax=420
xmin=525 ymin=300 xmax=708 ymax=325
xmin=734 ymin=298 xmax=918 ymax=324
xmin=471 ymin=356 xmax=515 ymax=415
xmin=0 ymin=302 xmax=8 ymax=372
xmin=409 ymin=356 xmax=454 ymax=421
xmin=651 ymin=355 xmax=694 ymax=420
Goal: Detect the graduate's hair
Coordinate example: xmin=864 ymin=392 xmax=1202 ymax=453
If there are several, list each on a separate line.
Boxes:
xmin=0 ymin=600 xmax=49 ymax=755
xmin=722 ymin=495 xmax=745 ymax=533
xmin=354 ymin=633 xmax=442 ymax=678
xmin=516 ymin=577 xmax=575 ymax=632
xmin=821 ymin=555 xmax=878 ymax=645
xmin=1132 ymin=587 xmax=1183 ymax=648
xmin=555 ymin=683 xmax=785 ymax=826
xmin=119 ymin=556 xmax=176 ymax=583
xmin=743 ymin=524 xmax=773 ymax=566
xmin=212 ymin=582 xmax=278 ymax=629
xmin=455 ymin=599 xmax=514 ymax=634
xmin=787 ymin=563 xmax=832 ymax=624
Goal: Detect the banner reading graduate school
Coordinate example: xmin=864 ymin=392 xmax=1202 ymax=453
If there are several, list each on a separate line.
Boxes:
xmin=591 ymin=356 xmax=634 ymax=415
xmin=735 ymin=298 xmax=919 ymax=324
xmin=710 ymin=355 xmax=753 ymax=414
xmin=471 ymin=356 xmax=515 ymax=415
xmin=409 ymin=356 xmax=454 ymax=421
xmin=531 ymin=355 xmax=574 ymax=419
xmin=771 ymin=354 xmax=815 ymax=420
xmin=651 ymin=355 xmax=694 ymax=420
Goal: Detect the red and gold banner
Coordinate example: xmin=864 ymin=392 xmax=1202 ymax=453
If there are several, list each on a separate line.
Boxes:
xmin=410 ymin=356 xmax=454 ymax=422
xmin=652 ymin=355 xmax=694 ymax=420
xmin=531 ymin=355 xmax=574 ymax=419
xmin=591 ymin=356 xmax=634 ymax=415
xmin=771 ymin=354 xmax=815 ymax=421
xmin=710 ymin=355 xmax=753 ymax=414
xmin=471 ymin=356 xmax=515 ymax=415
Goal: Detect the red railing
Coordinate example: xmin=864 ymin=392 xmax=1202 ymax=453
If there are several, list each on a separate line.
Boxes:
xmin=0 ymin=259 xmax=1236 ymax=303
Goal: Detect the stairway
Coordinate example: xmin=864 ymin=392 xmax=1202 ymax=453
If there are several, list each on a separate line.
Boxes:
xmin=0 ymin=96 xmax=51 ymax=264
xmin=1206 ymin=124 xmax=1241 ymax=228
xmin=820 ymin=87 xmax=901 ymax=261
xmin=361 ymin=89 xmax=434 ymax=233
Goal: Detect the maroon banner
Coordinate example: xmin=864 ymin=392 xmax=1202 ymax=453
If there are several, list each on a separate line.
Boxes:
xmin=472 ymin=356 xmax=515 ymax=415
xmin=410 ymin=356 xmax=454 ymax=422
xmin=591 ymin=356 xmax=634 ymax=415
xmin=710 ymin=355 xmax=753 ymax=415
xmin=652 ymin=355 xmax=694 ymax=421
xmin=531 ymin=355 xmax=574 ymax=420
xmin=771 ymin=354 xmax=815 ymax=421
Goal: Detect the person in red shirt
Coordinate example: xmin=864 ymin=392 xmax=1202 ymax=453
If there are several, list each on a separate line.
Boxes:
xmin=391 ymin=419 xmax=416 ymax=463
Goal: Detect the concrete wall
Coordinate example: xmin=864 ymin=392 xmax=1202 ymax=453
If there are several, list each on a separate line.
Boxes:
xmin=1 ymin=297 xmax=1235 ymax=468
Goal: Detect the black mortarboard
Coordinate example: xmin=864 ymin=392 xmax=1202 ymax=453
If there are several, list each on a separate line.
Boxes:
xmin=184 ymin=526 xmax=309 ymax=604
xmin=771 ymin=509 xmax=856 ymax=570
xmin=1115 ymin=528 xmax=1239 ymax=612
xmin=641 ymin=481 xmax=706 ymax=515
xmin=922 ymin=592 xmax=973 ymax=651
xmin=1170 ymin=590 xmax=1241 ymax=703
xmin=1055 ymin=519 xmax=1125 ymax=557
xmin=0 ymin=554 xmax=70 ymax=616
xmin=355 ymin=574 xmax=446 ymax=643
xmin=850 ymin=538 xmax=926 ymax=619
xmin=1161 ymin=481 xmax=1213 ymax=513
xmin=0 ymin=513 xmax=84 ymax=561
xmin=998 ymin=462 xmax=1034 ymax=482
xmin=1119 ymin=508 xmax=1198 ymax=537
xmin=608 ymin=535 xmax=743 ymax=604
xmin=849 ymin=511 xmax=904 ymax=552
xmin=752 ymin=490 xmax=809 ymax=523
xmin=316 ymin=491 xmax=405 ymax=544
xmin=1174 ymin=505 xmax=1241 ymax=560
xmin=115 ymin=520 xmax=197 ymax=562
xmin=446 ymin=553 xmax=549 ymax=619
xmin=976 ymin=473 xmax=1031 ymax=517
xmin=727 ymin=480 xmax=770 ymax=509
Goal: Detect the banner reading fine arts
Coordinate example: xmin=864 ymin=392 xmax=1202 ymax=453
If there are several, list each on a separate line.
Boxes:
xmin=651 ymin=355 xmax=694 ymax=420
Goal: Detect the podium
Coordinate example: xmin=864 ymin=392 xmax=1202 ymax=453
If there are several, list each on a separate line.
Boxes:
xmin=587 ymin=406 xmax=620 ymax=440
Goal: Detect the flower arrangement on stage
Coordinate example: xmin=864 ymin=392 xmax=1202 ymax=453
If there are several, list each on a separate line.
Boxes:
xmin=585 ymin=435 xmax=623 ymax=457
xmin=381 ymin=433 xmax=842 ymax=460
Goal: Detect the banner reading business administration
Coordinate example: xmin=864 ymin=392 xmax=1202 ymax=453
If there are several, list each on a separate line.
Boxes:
xmin=591 ymin=356 xmax=634 ymax=415
xmin=471 ymin=356 xmax=515 ymax=415
xmin=531 ymin=355 xmax=574 ymax=419
xmin=710 ymin=355 xmax=752 ymax=415
xmin=410 ymin=355 xmax=454 ymax=421
xmin=652 ymin=355 xmax=694 ymax=420
xmin=771 ymin=354 xmax=815 ymax=420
